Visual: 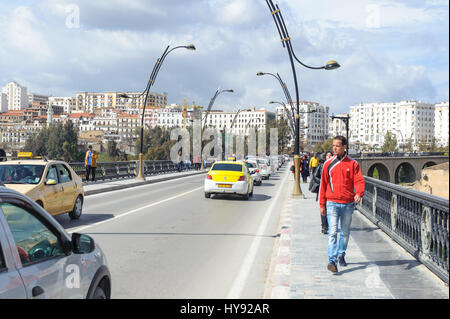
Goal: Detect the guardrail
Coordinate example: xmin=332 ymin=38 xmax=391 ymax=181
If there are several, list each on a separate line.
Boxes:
xmin=357 ymin=176 xmax=449 ymax=283
xmin=69 ymin=161 xmax=209 ymax=182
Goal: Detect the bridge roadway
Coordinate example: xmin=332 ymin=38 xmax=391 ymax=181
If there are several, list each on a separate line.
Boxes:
xmin=53 ymin=167 xmax=448 ymax=299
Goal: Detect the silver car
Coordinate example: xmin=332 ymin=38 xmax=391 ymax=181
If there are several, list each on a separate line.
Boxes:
xmin=0 ymin=185 xmax=111 ymax=299
xmin=244 ymin=160 xmax=262 ymax=186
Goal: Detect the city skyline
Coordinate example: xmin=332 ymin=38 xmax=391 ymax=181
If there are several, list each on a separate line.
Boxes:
xmin=0 ymin=0 xmax=448 ymax=113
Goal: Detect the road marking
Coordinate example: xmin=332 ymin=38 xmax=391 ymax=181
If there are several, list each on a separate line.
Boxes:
xmin=226 ymin=168 xmax=290 ymax=299
xmin=68 ymin=186 xmax=203 ymax=234
xmin=85 ymin=173 xmax=205 ymax=199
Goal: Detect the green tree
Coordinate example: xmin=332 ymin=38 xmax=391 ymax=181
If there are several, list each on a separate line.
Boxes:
xmin=381 ymin=131 xmax=397 ymax=152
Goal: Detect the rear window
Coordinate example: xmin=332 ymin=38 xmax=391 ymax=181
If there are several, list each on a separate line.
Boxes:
xmin=245 ymin=162 xmax=256 ymax=168
xmin=212 ymin=163 xmax=243 ymax=172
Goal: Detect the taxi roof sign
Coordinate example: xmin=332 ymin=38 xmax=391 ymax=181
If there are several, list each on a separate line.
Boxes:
xmin=17 ymin=152 xmax=34 ymax=158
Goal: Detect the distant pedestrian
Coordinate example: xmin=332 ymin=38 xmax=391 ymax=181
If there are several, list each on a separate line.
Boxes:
xmin=177 ymin=150 xmax=183 ymax=172
xmin=300 ymin=155 xmax=309 ymax=183
xmin=186 ymin=158 xmax=191 ymax=170
xmin=193 ymin=155 xmax=200 ymax=170
xmin=309 ymin=153 xmax=319 ymax=176
xmin=91 ymin=150 xmax=98 ymax=182
xmin=85 ymin=145 xmax=94 ymax=181
xmin=309 ymin=151 xmax=333 ymax=234
xmin=319 ymin=136 xmax=365 ymax=274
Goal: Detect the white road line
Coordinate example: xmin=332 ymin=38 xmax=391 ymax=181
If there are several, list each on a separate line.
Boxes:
xmin=68 ymin=186 xmax=203 ymax=234
xmin=226 ymin=168 xmax=290 ymax=299
xmin=85 ymin=173 xmax=205 ymax=199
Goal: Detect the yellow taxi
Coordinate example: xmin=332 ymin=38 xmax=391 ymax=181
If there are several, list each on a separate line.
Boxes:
xmin=204 ymin=160 xmax=253 ymax=200
xmin=0 ymin=152 xmax=84 ymax=219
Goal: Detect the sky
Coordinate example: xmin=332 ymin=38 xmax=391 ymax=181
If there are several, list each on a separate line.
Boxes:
xmin=0 ymin=0 xmax=448 ymax=114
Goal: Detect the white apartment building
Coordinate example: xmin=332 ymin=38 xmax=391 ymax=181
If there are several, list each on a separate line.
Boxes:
xmin=434 ymin=101 xmax=449 ymax=147
xmin=49 ymin=96 xmax=76 ymax=114
xmin=204 ymin=108 xmax=267 ymax=136
xmin=75 ymin=91 xmax=167 ymax=113
xmin=117 ymin=113 xmax=139 ymax=141
xmin=1 ymin=81 xmax=28 ymax=110
xmin=0 ymin=93 xmax=7 ymax=113
xmin=156 ymin=107 xmax=185 ymax=129
xmin=349 ymin=100 xmax=435 ymax=151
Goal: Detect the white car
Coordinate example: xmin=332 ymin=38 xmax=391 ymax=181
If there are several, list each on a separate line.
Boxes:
xmin=244 ymin=160 xmax=262 ymax=186
xmin=256 ymin=158 xmax=271 ymax=180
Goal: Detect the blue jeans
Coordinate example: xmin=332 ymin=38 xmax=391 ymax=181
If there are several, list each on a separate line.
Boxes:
xmin=326 ymin=201 xmax=355 ymax=264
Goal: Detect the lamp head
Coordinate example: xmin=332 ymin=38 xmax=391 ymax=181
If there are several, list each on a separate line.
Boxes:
xmin=226 ymin=89 xmax=234 ymax=93
xmin=325 ymin=60 xmax=340 ymax=70
xmin=185 ymin=44 xmax=196 ymax=50
xmin=256 ymin=72 xmax=264 ymax=76
xmin=118 ymin=93 xmax=131 ymax=99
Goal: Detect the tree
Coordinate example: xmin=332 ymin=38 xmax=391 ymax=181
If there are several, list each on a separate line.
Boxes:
xmin=381 ymin=131 xmax=397 ymax=152
xmin=23 ymin=122 xmax=80 ymax=161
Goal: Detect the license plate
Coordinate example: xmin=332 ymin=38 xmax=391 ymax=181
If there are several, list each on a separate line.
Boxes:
xmin=218 ymin=184 xmax=232 ymax=188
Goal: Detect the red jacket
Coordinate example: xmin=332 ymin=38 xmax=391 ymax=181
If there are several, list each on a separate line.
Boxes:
xmin=319 ymin=153 xmax=365 ymax=208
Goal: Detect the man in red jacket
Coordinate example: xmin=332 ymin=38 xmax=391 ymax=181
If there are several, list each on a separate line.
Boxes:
xmin=319 ymin=136 xmax=365 ymax=274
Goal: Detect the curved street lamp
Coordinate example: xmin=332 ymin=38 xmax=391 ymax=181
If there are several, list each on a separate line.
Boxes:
xmin=122 ymin=44 xmax=195 ymax=181
xmin=269 ymin=101 xmax=295 ymax=138
xmin=200 ymin=88 xmax=234 ymax=170
xmin=265 ymin=0 xmax=340 ymax=197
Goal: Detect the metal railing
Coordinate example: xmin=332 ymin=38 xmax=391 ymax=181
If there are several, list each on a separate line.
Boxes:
xmin=69 ymin=160 xmax=209 ymax=182
xmin=357 ymin=176 xmax=449 ymax=283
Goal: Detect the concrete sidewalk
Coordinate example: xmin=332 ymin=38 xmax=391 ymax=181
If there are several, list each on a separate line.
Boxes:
xmin=82 ymin=169 xmax=206 ymax=196
xmin=267 ymin=173 xmax=449 ymax=299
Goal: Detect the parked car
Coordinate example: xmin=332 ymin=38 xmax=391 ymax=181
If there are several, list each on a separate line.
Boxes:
xmin=0 ymin=153 xmax=84 ymax=220
xmin=204 ymin=161 xmax=253 ymax=200
xmin=0 ymin=186 xmax=111 ymax=299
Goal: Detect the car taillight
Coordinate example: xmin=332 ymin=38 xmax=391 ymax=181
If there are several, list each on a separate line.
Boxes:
xmin=238 ymin=176 xmax=245 ymax=181
xmin=256 ymin=169 xmax=259 ymax=173
xmin=206 ymin=174 xmax=212 ymax=180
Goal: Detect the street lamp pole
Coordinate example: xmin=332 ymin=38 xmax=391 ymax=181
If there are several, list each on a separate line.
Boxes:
xmin=265 ymin=0 xmax=340 ymax=197
xmin=121 ymin=44 xmax=195 ymax=181
xmin=200 ymin=89 xmax=234 ymax=170
xmin=331 ymin=114 xmax=350 ymax=152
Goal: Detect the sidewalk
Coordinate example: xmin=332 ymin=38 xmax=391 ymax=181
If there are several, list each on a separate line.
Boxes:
xmin=82 ymin=169 xmax=206 ymax=196
xmin=267 ymin=173 xmax=449 ymax=299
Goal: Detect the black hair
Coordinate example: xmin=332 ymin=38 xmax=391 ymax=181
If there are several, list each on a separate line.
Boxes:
xmin=333 ymin=135 xmax=347 ymax=146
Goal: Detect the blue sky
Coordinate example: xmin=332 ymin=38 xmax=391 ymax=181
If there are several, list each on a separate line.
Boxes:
xmin=0 ymin=0 xmax=448 ymax=113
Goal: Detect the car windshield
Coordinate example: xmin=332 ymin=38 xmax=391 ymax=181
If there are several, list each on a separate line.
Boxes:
xmin=212 ymin=163 xmax=243 ymax=172
xmin=0 ymin=165 xmax=45 ymax=184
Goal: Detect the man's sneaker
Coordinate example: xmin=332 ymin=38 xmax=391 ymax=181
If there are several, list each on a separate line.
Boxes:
xmin=338 ymin=255 xmax=347 ymax=266
xmin=327 ymin=261 xmax=338 ymax=273
xmin=321 ymin=228 xmax=328 ymax=235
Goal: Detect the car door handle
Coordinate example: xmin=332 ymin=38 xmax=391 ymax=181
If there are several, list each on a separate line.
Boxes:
xmin=32 ymin=286 xmax=45 ymax=297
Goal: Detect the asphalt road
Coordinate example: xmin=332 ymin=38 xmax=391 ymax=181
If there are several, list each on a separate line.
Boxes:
xmin=54 ymin=165 xmax=290 ymax=298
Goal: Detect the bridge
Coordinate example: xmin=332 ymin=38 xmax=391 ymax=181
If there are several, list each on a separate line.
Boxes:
xmin=355 ymin=155 xmax=449 ymax=184
xmin=52 ymin=162 xmax=448 ymax=299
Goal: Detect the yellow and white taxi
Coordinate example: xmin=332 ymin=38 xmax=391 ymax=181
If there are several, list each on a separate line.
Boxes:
xmin=0 ymin=152 xmax=84 ymax=219
xmin=204 ymin=161 xmax=253 ymax=200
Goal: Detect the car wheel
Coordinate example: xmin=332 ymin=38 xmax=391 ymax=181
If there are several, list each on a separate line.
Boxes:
xmin=92 ymin=285 xmax=107 ymax=299
xmin=205 ymin=192 xmax=211 ymax=198
xmin=257 ymin=180 xmax=262 ymax=186
xmin=242 ymin=192 xmax=249 ymax=200
xmin=69 ymin=196 xmax=83 ymax=220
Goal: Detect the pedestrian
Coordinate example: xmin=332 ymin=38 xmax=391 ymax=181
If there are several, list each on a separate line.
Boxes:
xmin=177 ymin=150 xmax=183 ymax=172
xmin=300 ymin=154 xmax=309 ymax=183
xmin=319 ymin=136 xmax=365 ymax=274
xmin=309 ymin=151 xmax=333 ymax=234
xmin=186 ymin=158 xmax=191 ymax=170
xmin=91 ymin=150 xmax=98 ymax=182
xmin=193 ymin=155 xmax=200 ymax=170
xmin=85 ymin=145 xmax=94 ymax=181
xmin=309 ymin=153 xmax=320 ymax=176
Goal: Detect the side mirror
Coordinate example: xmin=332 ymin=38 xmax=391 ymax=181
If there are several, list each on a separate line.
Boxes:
xmin=72 ymin=233 xmax=95 ymax=254
xmin=45 ymin=179 xmax=57 ymax=185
